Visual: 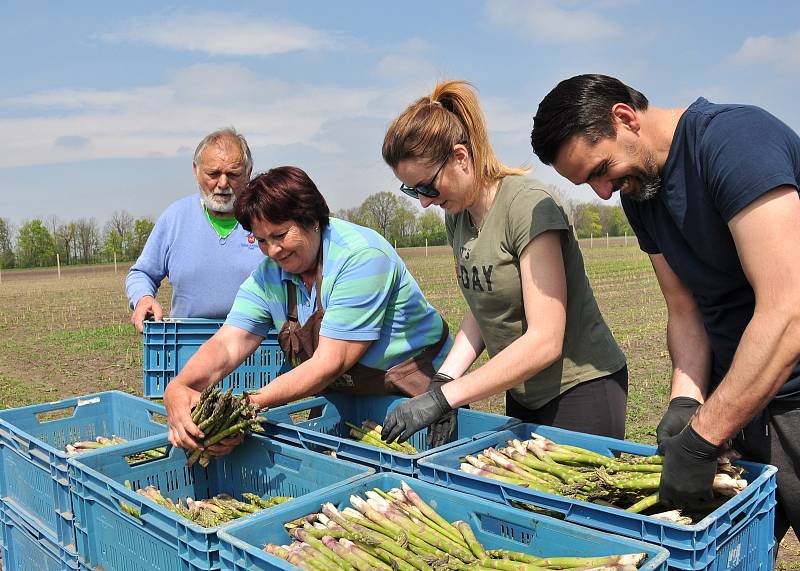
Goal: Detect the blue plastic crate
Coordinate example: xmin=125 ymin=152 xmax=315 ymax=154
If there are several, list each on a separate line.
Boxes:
xmin=1 ymin=502 xmax=79 ymax=571
xmin=417 ymin=423 xmax=778 ymax=570
xmin=0 ymin=391 xmax=168 ymax=552
xmin=143 ymin=318 xmax=290 ymax=398
xmin=69 ymin=433 xmax=374 ymax=571
xmin=217 ymin=472 xmax=670 ymax=570
xmin=264 ymin=393 xmax=519 ymax=474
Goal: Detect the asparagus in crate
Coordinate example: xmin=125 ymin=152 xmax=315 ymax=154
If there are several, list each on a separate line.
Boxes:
xmin=263 ymin=481 xmax=650 ymax=570
xmin=66 ymin=435 xmax=166 ymax=462
xmin=187 ymin=385 xmax=267 ymax=467
xmin=121 ymin=482 xmax=292 ymax=527
xmin=460 ymin=432 xmax=747 ymax=522
xmin=347 ymin=418 xmax=418 ymax=454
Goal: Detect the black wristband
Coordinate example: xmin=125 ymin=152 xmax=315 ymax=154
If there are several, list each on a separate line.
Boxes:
xmin=430 ymin=383 xmax=453 ymax=415
xmin=682 ymin=424 xmax=722 ymax=460
xmin=669 ymin=396 xmax=701 ymax=408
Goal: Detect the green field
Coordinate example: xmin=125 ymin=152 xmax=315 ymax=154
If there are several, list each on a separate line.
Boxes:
xmin=0 ymin=242 xmax=797 ymax=564
xmin=0 ymin=241 xmax=667 ymax=438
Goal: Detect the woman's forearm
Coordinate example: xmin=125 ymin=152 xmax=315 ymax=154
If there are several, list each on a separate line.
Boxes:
xmin=438 ymin=311 xmax=484 ymax=378
xmin=442 ymin=326 xmax=562 ymax=408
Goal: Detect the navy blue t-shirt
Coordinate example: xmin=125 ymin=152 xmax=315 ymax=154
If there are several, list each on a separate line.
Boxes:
xmin=623 ymin=98 xmax=800 ymax=400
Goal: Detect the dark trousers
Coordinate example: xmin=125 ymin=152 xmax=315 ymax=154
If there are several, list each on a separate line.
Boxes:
xmin=505 ymin=366 xmax=628 ymax=440
xmin=733 ymin=400 xmax=800 ymax=543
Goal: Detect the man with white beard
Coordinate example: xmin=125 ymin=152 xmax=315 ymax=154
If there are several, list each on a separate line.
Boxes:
xmin=126 ymin=128 xmax=263 ymax=333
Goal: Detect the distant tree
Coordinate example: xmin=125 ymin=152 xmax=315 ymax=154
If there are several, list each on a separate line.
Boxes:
xmin=56 ymin=222 xmax=78 ymax=265
xmin=360 ymin=192 xmax=402 ymax=239
xmin=0 ymin=218 xmax=16 ymax=268
xmin=389 ymin=198 xmax=419 ymax=246
xmin=416 ymin=210 xmax=447 ymax=246
xmin=74 ymin=217 xmax=100 ymax=264
xmin=130 ymin=217 xmax=155 ymax=258
xmin=104 ymin=210 xmax=135 ymax=260
xmin=605 ymin=205 xmax=632 ymax=236
xmin=334 ymin=207 xmax=370 ymax=227
xmin=574 ymin=203 xmax=602 ymax=238
xmin=16 ymin=219 xmax=56 ymax=267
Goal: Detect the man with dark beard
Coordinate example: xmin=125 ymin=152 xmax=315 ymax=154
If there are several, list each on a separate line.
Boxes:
xmin=531 ymin=74 xmax=800 ymax=544
xmin=126 ymin=128 xmax=263 ymax=333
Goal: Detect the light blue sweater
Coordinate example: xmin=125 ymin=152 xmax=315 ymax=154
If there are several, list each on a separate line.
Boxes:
xmin=125 ymin=194 xmax=264 ymax=318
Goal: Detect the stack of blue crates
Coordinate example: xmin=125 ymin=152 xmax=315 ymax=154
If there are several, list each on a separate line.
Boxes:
xmin=0 ymin=391 xmax=168 ymax=571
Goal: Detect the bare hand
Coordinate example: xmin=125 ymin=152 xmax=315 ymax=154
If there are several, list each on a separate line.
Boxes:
xmin=131 ymin=296 xmax=164 ymax=333
xmin=163 ymin=382 xmax=204 ymax=450
xmin=204 ymin=434 xmax=246 ymax=458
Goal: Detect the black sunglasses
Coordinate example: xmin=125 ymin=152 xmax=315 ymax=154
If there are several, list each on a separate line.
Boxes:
xmin=399 ymin=155 xmax=449 ymax=200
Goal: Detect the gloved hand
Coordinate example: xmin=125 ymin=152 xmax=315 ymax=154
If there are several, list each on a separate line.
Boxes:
xmin=656 ymin=396 xmax=701 ymax=444
xmin=425 ymin=373 xmax=458 ymax=448
xmin=381 ymin=375 xmax=453 ymax=446
xmin=658 ymin=423 xmax=720 ymax=509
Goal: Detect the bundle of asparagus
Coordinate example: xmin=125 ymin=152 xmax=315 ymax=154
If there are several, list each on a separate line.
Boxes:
xmin=187 ymin=385 xmax=267 ymax=467
xmin=66 ymin=435 xmax=166 ymax=463
xmin=460 ymin=432 xmax=747 ymax=520
xmin=263 ymin=481 xmax=649 ymax=570
xmin=120 ymin=483 xmax=292 ymax=527
xmin=347 ymin=419 xmax=418 ymax=454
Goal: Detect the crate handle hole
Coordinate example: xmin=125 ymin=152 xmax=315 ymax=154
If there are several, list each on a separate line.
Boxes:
xmin=36 ymin=406 xmax=76 ymax=423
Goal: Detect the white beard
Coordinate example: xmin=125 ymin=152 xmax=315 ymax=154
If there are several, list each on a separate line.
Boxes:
xmin=201 ymin=189 xmax=236 ymax=214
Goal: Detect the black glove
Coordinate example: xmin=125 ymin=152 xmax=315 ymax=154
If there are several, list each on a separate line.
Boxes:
xmin=425 ymin=374 xmax=458 ymax=448
xmin=381 ymin=375 xmax=453 ymax=446
xmin=658 ymin=423 xmax=720 ymax=509
xmin=656 ymin=397 xmax=701 ymax=444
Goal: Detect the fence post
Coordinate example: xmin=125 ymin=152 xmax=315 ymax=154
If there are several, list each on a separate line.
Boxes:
xmin=624 ymin=232 xmax=628 ymax=247
xmin=590 ymin=234 xmax=593 ymax=248
xmin=57 ymin=253 xmax=61 ymax=278
xmin=114 ymin=251 xmax=118 ymax=274
xmin=425 ymin=238 xmax=428 ymax=257
xmin=606 ymin=233 xmax=609 ymax=248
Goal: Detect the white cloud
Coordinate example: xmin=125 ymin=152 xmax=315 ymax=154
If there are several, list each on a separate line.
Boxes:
xmin=727 ymin=30 xmax=800 ymax=72
xmin=485 ymin=0 xmax=622 ymax=43
xmin=0 ymin=63 xmax=385 ymax=169
xmin=102 ymin=10 xmax=344 ymax=56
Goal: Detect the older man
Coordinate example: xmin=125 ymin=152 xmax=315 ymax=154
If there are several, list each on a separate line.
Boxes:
xmin=531 ymin=74 xmax=800 ymax=543
xmin=126 ymin=128 xmax=263 ymax=332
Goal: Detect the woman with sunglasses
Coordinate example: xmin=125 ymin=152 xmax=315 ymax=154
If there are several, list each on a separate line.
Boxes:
xmin=164 ymin=166 xmax=453 ymax=455
xmin=380 ymin=80 xmax=628 ymax=447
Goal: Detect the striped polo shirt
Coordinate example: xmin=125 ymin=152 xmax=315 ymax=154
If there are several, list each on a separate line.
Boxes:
xmin=225 ymin=218 xmax=451 ymax=370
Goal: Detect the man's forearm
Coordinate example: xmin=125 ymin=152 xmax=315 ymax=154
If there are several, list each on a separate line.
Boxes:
xmin=666 ymin=309 xmax=711 ymax=402
xmin=693 ymin=308 xmax=800 ymax=444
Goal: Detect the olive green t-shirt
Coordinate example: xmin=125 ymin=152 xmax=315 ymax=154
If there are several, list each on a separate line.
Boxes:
xmin=445 ymin=176 xmax=626 ymax=410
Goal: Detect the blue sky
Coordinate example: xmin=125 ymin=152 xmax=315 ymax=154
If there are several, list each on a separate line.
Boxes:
xmin=3 ymin=1 xmax=799 ymax=227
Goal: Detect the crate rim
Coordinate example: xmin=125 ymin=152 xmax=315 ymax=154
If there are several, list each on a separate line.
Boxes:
xmin=264 ymin=394 xmax=520 ymax=459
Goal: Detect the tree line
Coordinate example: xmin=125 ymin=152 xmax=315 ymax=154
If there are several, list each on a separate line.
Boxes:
xmin=335 ymin=192 xmax=447 ymax=247
xmin=0 ymin=211 xmax=154 ymax=269
xmin=0 ymin=187 xmax=632 ymax=269
xmin=335 ymin=187 xmax=633 ymax=246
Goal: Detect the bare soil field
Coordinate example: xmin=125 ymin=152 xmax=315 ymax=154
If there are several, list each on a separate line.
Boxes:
xmin=0 ymin=245 xmax=797 ymax=566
